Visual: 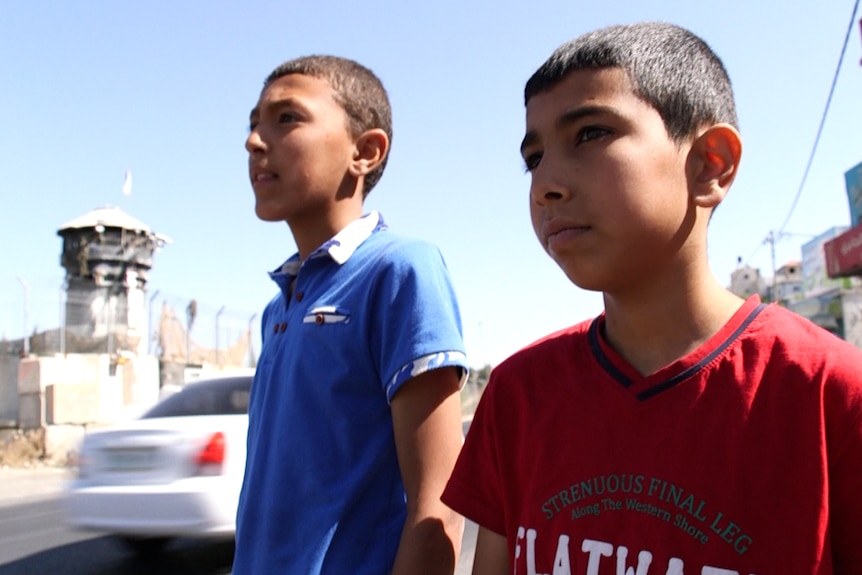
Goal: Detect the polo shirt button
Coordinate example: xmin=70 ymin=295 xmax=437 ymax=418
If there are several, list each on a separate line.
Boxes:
xmin=273 ymin=324 xmax=279 ymax=333
xmin=295 ymin=291 xmax=304 ymax=302
xmin=315 ymin=313 xmax=324 ymax=325
xmin=280 ymin=322 xmax=287 ymax=332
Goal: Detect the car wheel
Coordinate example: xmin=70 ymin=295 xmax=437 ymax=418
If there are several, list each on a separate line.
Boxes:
xmin=117 ymin=535 xmax=172 ymax=555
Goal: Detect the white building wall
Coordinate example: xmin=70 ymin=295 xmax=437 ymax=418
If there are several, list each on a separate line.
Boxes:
xmin=842 ymin=288 xmax=862 ymax=350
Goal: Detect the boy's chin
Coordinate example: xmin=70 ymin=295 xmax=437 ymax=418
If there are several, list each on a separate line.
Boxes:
xmin=254 ymin=204 xmax=289 ymax=222
xmin=557 ymin=264 xmax=603 ymax=293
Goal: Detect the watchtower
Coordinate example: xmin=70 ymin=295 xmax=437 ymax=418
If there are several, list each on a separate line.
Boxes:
xmin=57 ymin=206 xmax=171 ymax=356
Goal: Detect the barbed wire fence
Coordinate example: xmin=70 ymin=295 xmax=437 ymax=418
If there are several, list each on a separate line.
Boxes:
xmin=152 ymin=290 xmax=260 ymax=368
xmin=0 ymin=274 xmax=64 ymax=354
xmin=0 ymin=273 xmax=261 ymax=368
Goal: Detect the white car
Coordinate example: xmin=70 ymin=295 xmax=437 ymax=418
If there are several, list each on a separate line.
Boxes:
xmin=63 ymin=373 xmax=252 ymax=554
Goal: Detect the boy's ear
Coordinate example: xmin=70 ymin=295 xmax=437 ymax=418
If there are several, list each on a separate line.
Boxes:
xmin=688 ymin=124 xmax=742 ymax=209
xmin=349 ymin=128 xmax=389 ymax=178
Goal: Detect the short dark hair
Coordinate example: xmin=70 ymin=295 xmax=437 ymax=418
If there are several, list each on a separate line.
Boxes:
xmin=524 ymin=22 xmax=738 ymax=143
xmin=265 ymin=55 xmax=392 ymax=195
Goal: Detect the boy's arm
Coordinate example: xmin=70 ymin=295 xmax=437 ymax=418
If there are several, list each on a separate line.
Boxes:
xmin=390 ymin=366 xmax=465 ymax=575
xmin=472 ymin=526 xmax=509 ymax=575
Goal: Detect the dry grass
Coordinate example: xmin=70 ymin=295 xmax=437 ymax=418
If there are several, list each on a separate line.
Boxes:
xmin=0 ymin=429 xmax=47 ymax=468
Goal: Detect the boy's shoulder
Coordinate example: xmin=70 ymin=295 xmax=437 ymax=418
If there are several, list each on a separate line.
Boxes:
xmin=367 ymin=225 xmax=438 ymax=247
xmin=750 ymin=302 xmax=862 ymax=359
xmin=731 ymin=302 xmax=862 ymax=391
xmin=495 ymin=316 xmax=596 ymax=375
xmin=354 ymin=227 xmax=446 ymax=268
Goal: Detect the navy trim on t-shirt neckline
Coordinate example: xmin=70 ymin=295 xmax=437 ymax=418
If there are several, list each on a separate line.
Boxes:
xmin=588 ymin=304 xmax=767 ymax=401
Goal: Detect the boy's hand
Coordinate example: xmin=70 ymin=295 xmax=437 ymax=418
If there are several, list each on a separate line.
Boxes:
xmin=390 ymin=366 xmax=465 ymax=575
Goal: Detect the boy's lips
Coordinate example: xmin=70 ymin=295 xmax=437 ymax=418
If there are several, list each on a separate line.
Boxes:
xmin=542 ymin=220 xmax=591 ymax=248
xmin=250 ymin=166 xmax=278 ymax=184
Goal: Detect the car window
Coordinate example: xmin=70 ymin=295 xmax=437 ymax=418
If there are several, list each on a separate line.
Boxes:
xmin=142 ymin=377 xmax=252 ymax=418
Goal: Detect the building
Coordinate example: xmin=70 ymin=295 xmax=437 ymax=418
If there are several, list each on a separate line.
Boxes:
xmin=807 ymin=161 xmax=862 ymax=348
xmin=57 ymin=206 xmax=172 ymax=359
xmin=772 ymin=260 xmax=805 ymax=305
xmin=729 ymin=263 xmax=767 ymax=299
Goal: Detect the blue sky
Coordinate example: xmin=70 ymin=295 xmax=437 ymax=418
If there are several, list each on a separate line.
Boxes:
xmin=1 ymin=0 xmax=861 ymax=367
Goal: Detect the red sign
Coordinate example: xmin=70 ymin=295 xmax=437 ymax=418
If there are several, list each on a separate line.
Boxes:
xmin=825 ymin=224 xmax=862 ymax=277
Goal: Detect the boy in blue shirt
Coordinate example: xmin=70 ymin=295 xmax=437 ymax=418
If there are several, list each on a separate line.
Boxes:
xmin=234 ymin=55 xmax=469 ymax=575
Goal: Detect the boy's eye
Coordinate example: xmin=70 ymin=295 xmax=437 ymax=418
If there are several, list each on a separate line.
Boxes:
xmin=523 ymin=152 xmax=543 ymax=173
xmin=576 ymin=126 xmax=611 ymax=144
xmin=278 ymin=112 xmax=298 ymax=123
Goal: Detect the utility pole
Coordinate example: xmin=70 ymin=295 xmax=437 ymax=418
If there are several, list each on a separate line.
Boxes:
xmin=215 ymin=305 xmax=225 ymax=368
xmin=148 ymin=289 xmax=160 ymax=355
xmin=763 ymin=231 xmax=778 ymax=302
xmin=16 ymin=276 xmax=30 ymax=357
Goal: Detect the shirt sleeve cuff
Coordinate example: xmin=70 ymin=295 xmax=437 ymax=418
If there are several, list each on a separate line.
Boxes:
xmin=386 ymin=351 xmax=469 ymax=403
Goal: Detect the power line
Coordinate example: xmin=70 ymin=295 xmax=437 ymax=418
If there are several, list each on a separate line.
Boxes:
xmin=744 ymin=0 xmax=860 ymax=268
xmin=775 ymin=0 xmax=861 ymax=237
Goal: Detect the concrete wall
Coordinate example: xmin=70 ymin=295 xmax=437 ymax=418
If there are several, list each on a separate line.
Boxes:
xmin=17 ymin=354 xmax=160 ymax=430
xmin=12 ymin=353 xmax=161 ymax=461
xmin=0 ymin=356 xmax=19 ymax=427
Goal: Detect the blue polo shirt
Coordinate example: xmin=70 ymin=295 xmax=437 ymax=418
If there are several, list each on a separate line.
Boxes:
xmin=233 ymin=212 xmax=468 ymax=575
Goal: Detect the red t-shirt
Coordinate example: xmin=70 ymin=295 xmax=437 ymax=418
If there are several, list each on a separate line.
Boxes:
xmin=443 ymin=296 xmax=862 ymax=574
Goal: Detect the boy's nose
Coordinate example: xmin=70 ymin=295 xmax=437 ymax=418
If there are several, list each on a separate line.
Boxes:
xmin=245 ymin=129 xmax=266 ymax=155
xmin=529 ymin=164 xmax=572 ymax=206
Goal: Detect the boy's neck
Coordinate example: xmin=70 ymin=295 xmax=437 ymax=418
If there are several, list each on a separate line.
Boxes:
xmin=600 ymin=269 xmax=745 ymax=377
xmin=289 ymin=201 xmax=365 ymax=261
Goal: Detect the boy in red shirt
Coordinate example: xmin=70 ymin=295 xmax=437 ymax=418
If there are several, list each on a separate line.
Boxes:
xmin=443 ymin=22 xmax=862 ymax=574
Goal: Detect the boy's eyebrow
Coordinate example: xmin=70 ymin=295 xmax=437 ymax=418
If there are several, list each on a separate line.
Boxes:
xmin=248 ymin=96 xmax=308 ymax=125
xmin=520 ymin=105 xmax=618 ymax=155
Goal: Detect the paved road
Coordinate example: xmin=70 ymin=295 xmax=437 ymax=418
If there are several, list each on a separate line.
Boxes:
xmin=0 ymin=466 xmax=72 ymax=505
xmin=0 ymin=466 xmax=477 ymax=574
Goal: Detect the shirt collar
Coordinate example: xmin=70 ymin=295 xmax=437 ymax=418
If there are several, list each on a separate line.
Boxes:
xmin=272 ymin=211 xmax=387 ymax=278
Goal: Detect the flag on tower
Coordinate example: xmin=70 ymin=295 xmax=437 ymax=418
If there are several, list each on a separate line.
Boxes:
xmin=122 ymin=170 xmax=133 ymax=197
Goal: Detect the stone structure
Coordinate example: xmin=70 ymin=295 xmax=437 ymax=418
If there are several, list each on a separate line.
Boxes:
xmin=57 ymin=206 xmax=171 ymax=357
